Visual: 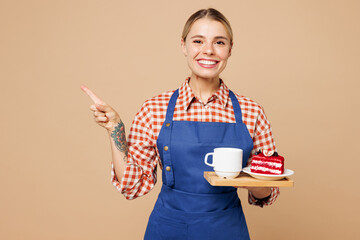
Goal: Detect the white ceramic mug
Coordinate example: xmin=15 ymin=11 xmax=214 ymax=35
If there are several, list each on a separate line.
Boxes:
xmin=204 ymin=148 xmax=243 ymax=179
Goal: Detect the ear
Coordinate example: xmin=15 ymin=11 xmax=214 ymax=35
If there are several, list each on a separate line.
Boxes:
xmin=228 ymin=42 xmax=233 ymax=57
xmin=181 ymin=38 xmax=188 ymax=56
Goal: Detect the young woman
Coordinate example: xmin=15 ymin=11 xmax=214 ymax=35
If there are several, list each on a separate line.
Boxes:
xmin=82 ymin=8 xmax=279 ymax=239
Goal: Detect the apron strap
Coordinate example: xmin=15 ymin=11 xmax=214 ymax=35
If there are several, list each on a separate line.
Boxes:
xmin=161 ymin=89 xmax=179 ymax=187
xmin=229 ymin=90 xmax=244 ymax=124
xmin=165 ymin=89 xmax=179 ymax=122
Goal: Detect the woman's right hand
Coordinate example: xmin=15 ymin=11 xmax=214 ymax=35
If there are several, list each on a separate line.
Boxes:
xmin=81 ymin=85 xmax=121 ymax=132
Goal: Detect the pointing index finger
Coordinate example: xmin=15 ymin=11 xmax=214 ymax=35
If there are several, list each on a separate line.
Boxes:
xmin=80 ymin=85 xmax=105 ymax=104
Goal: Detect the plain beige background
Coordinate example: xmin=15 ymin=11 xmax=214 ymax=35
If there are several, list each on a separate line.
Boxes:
xmin=1 ymin=0 xmax=359 ymax=239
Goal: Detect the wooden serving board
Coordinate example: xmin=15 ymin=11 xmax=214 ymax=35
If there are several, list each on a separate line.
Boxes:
xmin=204 ymin=171 xmax=294 ymax=187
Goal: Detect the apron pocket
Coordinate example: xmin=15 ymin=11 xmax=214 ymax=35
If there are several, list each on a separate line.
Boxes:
xmin=157 ymin=216 xmax=188 ymax=240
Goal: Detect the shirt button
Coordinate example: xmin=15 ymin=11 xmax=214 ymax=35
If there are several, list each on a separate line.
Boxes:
xmin=164 ymin=146 xmax=169 ymax=151
xmin=166 ymin=166 xmax=171 ymax=172
xmin=166 ymin=123 xmax=170 ymax=127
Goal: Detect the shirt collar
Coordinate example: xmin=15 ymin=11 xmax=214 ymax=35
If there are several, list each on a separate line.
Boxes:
xmin=178 ymin=77 xmax=230 ymax=111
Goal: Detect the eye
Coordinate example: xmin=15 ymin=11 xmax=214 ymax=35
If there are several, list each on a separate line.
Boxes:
xmin=215 ymin=41 xmax=225 ymax=45
xmin=193 ymin=40 xmax=202 ymax=44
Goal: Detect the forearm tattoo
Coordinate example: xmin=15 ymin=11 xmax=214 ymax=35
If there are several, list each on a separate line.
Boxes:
xmin=111 ymin=121 xmax=128 ymax=161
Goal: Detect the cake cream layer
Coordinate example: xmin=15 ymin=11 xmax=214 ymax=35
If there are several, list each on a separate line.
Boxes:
xmin=251 ymin=159 xmax=283 ymax=168
xmin=250 ymin=166 xmax=282 ymax=175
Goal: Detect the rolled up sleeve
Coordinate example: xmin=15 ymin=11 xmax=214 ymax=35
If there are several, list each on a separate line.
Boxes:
xmin=248 ymin=106 xmax=280 ymax=207
xmin=111 ymin=103 xmax=159 ymax=200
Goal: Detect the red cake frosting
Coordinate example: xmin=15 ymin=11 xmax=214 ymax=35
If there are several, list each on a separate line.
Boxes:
xmin=250 ymin=150 xmax=284 ymax=175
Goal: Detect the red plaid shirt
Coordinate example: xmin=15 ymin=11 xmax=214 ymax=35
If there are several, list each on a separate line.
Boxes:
xmin=111 ymin=78 xmax=280 ymax=207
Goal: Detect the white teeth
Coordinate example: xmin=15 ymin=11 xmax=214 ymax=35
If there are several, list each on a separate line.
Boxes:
xmin=198 ymin=60 xmax=217 ymax=65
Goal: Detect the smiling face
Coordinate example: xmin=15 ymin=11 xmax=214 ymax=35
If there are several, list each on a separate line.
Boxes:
xmin=181 ymin=18 xmax=232 ymax=81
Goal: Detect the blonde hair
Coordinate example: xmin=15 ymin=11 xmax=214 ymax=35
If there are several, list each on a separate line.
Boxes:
xmin=182 ymin=8 xmax=233 ymax=45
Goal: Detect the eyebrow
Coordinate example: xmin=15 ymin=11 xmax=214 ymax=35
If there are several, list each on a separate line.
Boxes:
xmin=190 ymin=35 xmax=229 ymax=41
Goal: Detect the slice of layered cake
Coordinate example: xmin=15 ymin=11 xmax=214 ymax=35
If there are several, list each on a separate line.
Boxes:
xmin=250 ymin=151 xmax=284 ymax=175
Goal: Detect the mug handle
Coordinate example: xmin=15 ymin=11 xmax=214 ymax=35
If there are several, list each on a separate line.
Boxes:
xmin=204 ymin=152 xmax=215 ymax=167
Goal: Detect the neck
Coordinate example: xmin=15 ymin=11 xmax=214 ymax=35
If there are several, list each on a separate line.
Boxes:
xmin=189 ymin=74 xmax=220 ymax=103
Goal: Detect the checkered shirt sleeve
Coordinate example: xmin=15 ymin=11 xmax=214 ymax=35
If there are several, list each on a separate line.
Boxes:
xmin=111 ymin=78 xmax=279 ymax=206
xmin=111 ymin=102 xmax=159 ymax=200
xmin=237 ymin=95 xmax=280 ymax=207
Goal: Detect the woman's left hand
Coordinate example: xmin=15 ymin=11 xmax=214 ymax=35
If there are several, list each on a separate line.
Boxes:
xmin=237 ymin=186 xmax=272 ymax=199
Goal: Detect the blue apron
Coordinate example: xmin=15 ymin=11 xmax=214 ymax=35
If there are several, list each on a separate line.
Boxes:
xmin=144 ymin=89 xmax=254 ymax=240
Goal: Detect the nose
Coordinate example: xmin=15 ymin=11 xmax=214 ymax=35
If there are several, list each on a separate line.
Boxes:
xmin=202 ymin=42 xmax=214 ymax=55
